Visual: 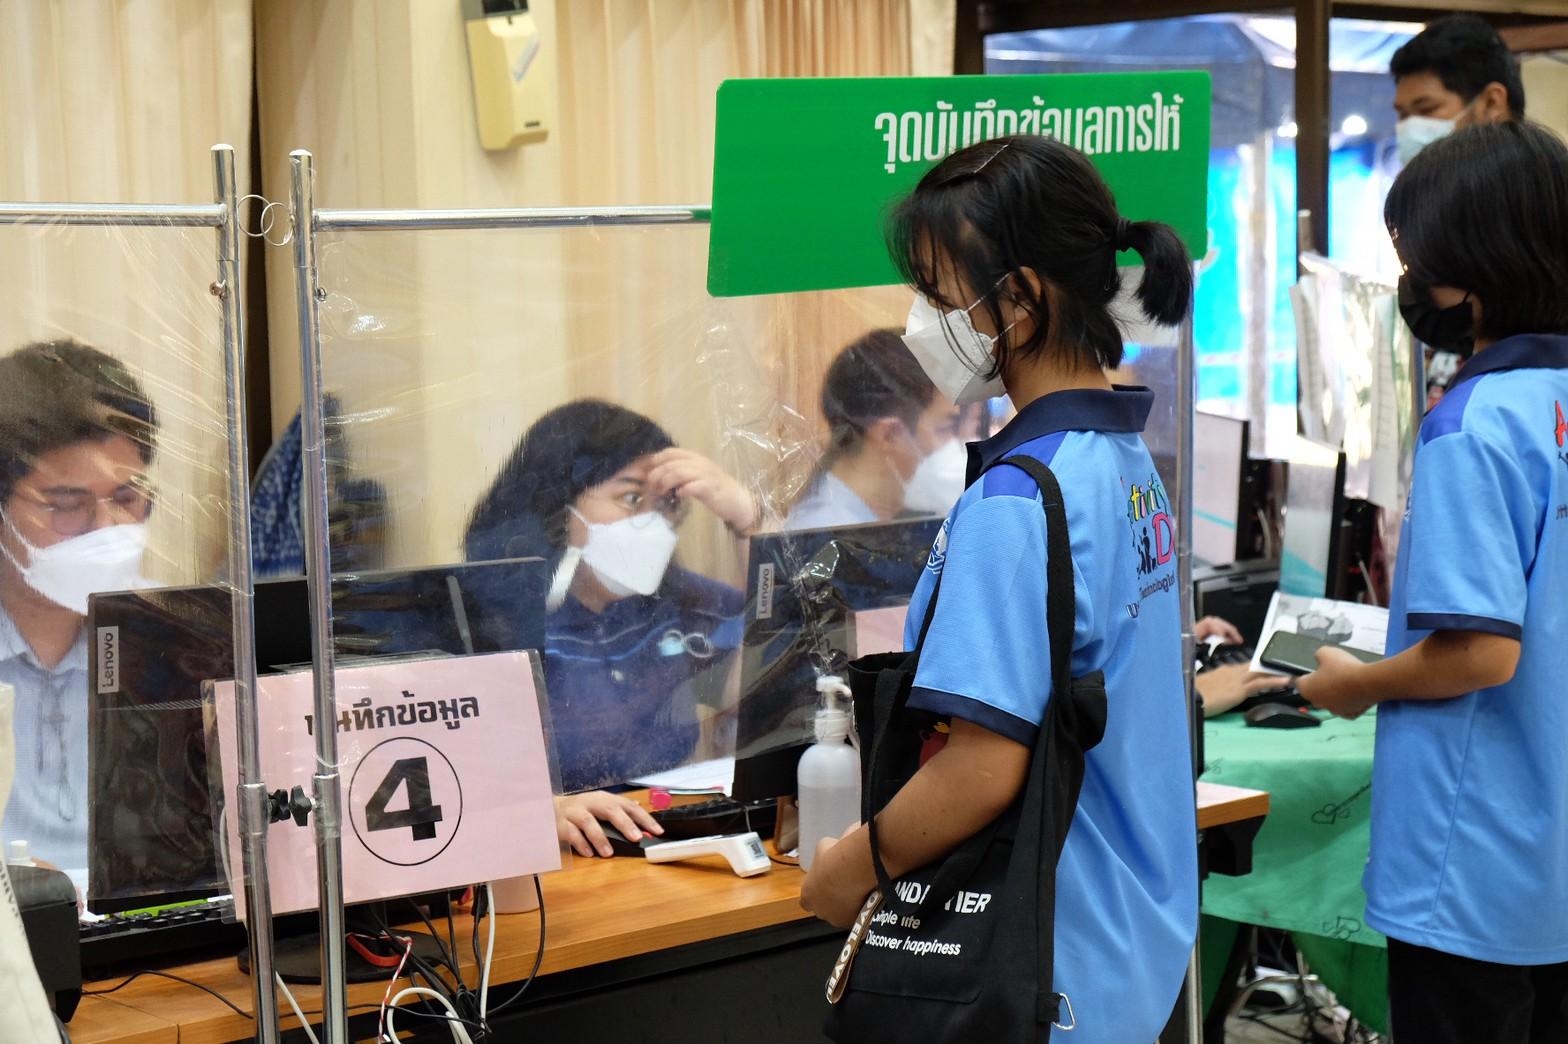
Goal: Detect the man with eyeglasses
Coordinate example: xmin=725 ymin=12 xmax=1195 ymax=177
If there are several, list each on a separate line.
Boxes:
xmin=0 ymin=340 xmax=157 ymax=892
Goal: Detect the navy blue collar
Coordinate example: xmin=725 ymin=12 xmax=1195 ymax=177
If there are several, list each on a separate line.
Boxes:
xmin=970 ymin=385 xmax=1154 ymax=476
xmin=1450 ymin=333 xmax=1568 ymax=389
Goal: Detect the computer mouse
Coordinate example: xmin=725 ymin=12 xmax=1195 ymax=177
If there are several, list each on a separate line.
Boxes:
xmin=595 ymin=821 xmax=666 ymax=858
xmin=1243 ymin=702 xmax=1321 ymax=729
xmin=1234 ymin=687 xmax=1305 ymax=715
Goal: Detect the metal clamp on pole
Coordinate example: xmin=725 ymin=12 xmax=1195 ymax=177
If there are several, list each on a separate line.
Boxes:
xmin=289 ymin=149 xmax=351 ymax=1042
xmin=268 ymin=786 xmax=317 ymax=828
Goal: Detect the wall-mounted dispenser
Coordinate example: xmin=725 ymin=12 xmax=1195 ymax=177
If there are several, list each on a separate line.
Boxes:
xmin=462 ymin=0 xmax=552 ymax=150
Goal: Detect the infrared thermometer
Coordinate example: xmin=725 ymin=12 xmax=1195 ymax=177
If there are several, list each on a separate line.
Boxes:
xmin=643 ymin=832 xmax=772 ymax=878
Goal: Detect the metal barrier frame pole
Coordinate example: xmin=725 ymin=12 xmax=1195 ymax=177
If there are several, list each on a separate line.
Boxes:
xmin=288 ymin=150 xmax=350 ymax=1042
xmin=1177 ymin=311 xmax=1203 ymax=1044
xmin=213 ymin=144 xmax=283 ymax=1042
xmin=0 ymin=153 xmax=280 ymax=1040
xmin=312 ymin=204 xmax=710 ymax=232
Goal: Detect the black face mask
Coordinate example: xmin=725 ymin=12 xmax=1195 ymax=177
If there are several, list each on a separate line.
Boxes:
xmin=1398 ymin=274 xmax=1474 ymax=358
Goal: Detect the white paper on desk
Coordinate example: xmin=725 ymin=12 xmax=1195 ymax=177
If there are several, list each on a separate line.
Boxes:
xmin=1251 ymin=591 xmax=1390 ymax=675
xmin=630 ymin=757 xmax=735 ymax=794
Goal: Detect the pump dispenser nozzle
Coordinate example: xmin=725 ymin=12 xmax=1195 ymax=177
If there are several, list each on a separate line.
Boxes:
xmin=814 ymin=675 xmax=853 ymax=743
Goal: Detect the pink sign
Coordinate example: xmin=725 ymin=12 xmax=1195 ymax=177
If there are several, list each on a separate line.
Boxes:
xmin=211 ymin=652 xmax=562 ymax=919
xmin=851 ymin=606 xmax=909 ymax=658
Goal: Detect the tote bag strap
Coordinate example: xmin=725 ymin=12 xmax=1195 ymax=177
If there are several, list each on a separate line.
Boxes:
xmin=999 ymin=453 xmax=1108 ymax=1030
xmin=998 ymin=456 xmax=1075 ymax=714
xmin=864 ymin=543 xmax=945 ymax=898
xmin=864 ymin=453 xmax=1082 ymax=909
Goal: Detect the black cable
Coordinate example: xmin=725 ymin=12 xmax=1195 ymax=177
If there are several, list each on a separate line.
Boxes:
xmin=359 ymin=913 xmax=481 ymax=1038
xmin=84 ymin=971 xmax=253 ymax=1020
xmin=446 ymin=898 xmax=460 ymax=986
xmin=373 ymin=905 xmax=462 ymax=995
xmin=471 ymin=901 xmax=485 ymax=981
xmin=83 ymin=969 xmax=384 ymax=1022
xmin=482 ymin=876 xmax=546 ymax=1020
xmin=409 ymin=899 xmax=465 ymax=984
xmin=385 ymin=968 xmax=488 ymax=1039
xmin=471 ymin=885 xmax=491 ymax=993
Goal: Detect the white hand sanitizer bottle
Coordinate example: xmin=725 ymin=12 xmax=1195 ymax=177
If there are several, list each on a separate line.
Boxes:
xmin=797 ymin=675 xmax=861 ymax=872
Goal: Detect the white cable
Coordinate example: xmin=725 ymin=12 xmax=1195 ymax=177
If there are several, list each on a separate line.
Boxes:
xmin=386 ymin=987 xmax=475 ymax=1044
xmin=275 ymin=973 xmax=321 ymax=1044
xmin=375 ymin=935 xmax=415 ymax=1042
xmin=479 ymin=882 xmax=497 ymax=1022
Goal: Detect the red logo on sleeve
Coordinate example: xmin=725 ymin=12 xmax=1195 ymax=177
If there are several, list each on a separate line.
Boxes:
xmin=1556 ymin=401 xmax=1566 ymax=448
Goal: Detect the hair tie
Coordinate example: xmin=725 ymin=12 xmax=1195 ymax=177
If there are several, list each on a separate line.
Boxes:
xmin=1113 ymin=216 xmax=1134 ymax=253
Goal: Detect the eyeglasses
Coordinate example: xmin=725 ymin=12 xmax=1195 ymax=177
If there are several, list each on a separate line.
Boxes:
xmin=585 ymin=487 xmax=688 ymax=527
xmin=17 ymin=480 xmax=155 ymax=538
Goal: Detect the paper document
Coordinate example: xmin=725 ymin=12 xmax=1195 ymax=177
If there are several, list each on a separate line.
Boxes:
xmin=1251 ymin=592 xmax=1390 ymax=675
xmin=630 ymin=757 xmax=736 ymax=794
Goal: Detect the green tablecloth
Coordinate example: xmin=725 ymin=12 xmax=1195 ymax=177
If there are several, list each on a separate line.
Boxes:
xmin=1200 ymin=709 xmax=1389 ymax=1032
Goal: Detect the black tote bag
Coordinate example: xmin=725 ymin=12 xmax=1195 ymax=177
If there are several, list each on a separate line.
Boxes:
xmin=823 ymin=454 xmax=1109 ymax=1043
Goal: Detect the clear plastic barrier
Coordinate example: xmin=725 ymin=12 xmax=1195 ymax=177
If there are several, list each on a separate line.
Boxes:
xmin=0 ymin=222 xmax=237 ymax=908
xmin=312 ymin=222 xmax=936 ymax=796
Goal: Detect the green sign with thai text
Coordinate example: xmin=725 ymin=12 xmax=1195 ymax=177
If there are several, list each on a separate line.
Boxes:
xmin=707 ymin=72 xmax=1211 ymax=297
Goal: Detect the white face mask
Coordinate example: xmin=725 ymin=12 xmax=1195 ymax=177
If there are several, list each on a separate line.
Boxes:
xmin=902 ymin=296 xmax=1009 ymax=406
xmin=0 ymin=521 xmax=150 ymax=615
xmin=566 ymin=509 xmax=679 ymax=601
xmin=903 ymin=439 xmax=968 ymax=516
xmin=1396 ymin=115 xmax=1455 ymax=165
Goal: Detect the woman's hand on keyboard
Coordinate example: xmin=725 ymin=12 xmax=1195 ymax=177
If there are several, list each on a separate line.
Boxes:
xmin=555 ymin=792 xmax=665 ymax=858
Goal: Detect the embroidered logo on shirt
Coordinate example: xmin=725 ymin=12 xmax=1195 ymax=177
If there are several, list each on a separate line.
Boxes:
xmin=1555 ymin=402 xmax=1568 ymax=480
xmin=926 ymin=517 xmax=950 ymax=575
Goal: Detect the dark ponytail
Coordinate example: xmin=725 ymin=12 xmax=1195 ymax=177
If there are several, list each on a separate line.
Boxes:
xmin=888 ymin=135 xmax=1193 ymax=373
xmin=818 ymin=329 xmax=934 ymax=472
xmin=1122 ymin=219 xmax=1195 ymax=329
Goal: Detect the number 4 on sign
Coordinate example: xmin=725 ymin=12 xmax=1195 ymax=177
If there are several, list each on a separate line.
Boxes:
xmin=365 ymin=757 xmax=445 ymax=842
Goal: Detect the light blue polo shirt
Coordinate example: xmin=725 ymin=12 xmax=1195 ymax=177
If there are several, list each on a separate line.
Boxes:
xmin=784 ymin=472 xmax=880 ymax=531
xmin=0 ymin=601 xmax=90 ymax=895
xmin=1367 ymin=333 xmax=1568 ymax=965
xmin=905 ymin=387 xmax=1197 ymax=1043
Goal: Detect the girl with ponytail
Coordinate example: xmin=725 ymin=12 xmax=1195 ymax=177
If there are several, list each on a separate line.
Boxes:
xmin=800 ymin=135 xmax=1199 ymax=1044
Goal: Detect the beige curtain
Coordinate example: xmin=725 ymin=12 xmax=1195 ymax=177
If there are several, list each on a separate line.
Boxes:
xmin=256 ymin=0 xmax=952 ymax=576
xmin=0 ymin=0 xmax=254 ymax=585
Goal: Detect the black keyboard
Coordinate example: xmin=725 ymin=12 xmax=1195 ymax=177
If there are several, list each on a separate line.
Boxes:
xmin=651 ymin=796 xmax=778 ymax=841
xmin=1202 ymin=643 xmax=1256 ymax=669
xmin=79 ymin=901 xmax=245 ymax=979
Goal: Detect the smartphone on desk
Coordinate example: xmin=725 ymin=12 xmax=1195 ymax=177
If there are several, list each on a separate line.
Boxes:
xmin=1260 ymin=631 xmax=1382 ymax=676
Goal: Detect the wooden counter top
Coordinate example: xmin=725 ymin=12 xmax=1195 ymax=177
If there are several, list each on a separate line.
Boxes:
xmin=70 ymin=783 xmax=1268 ymax=1043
